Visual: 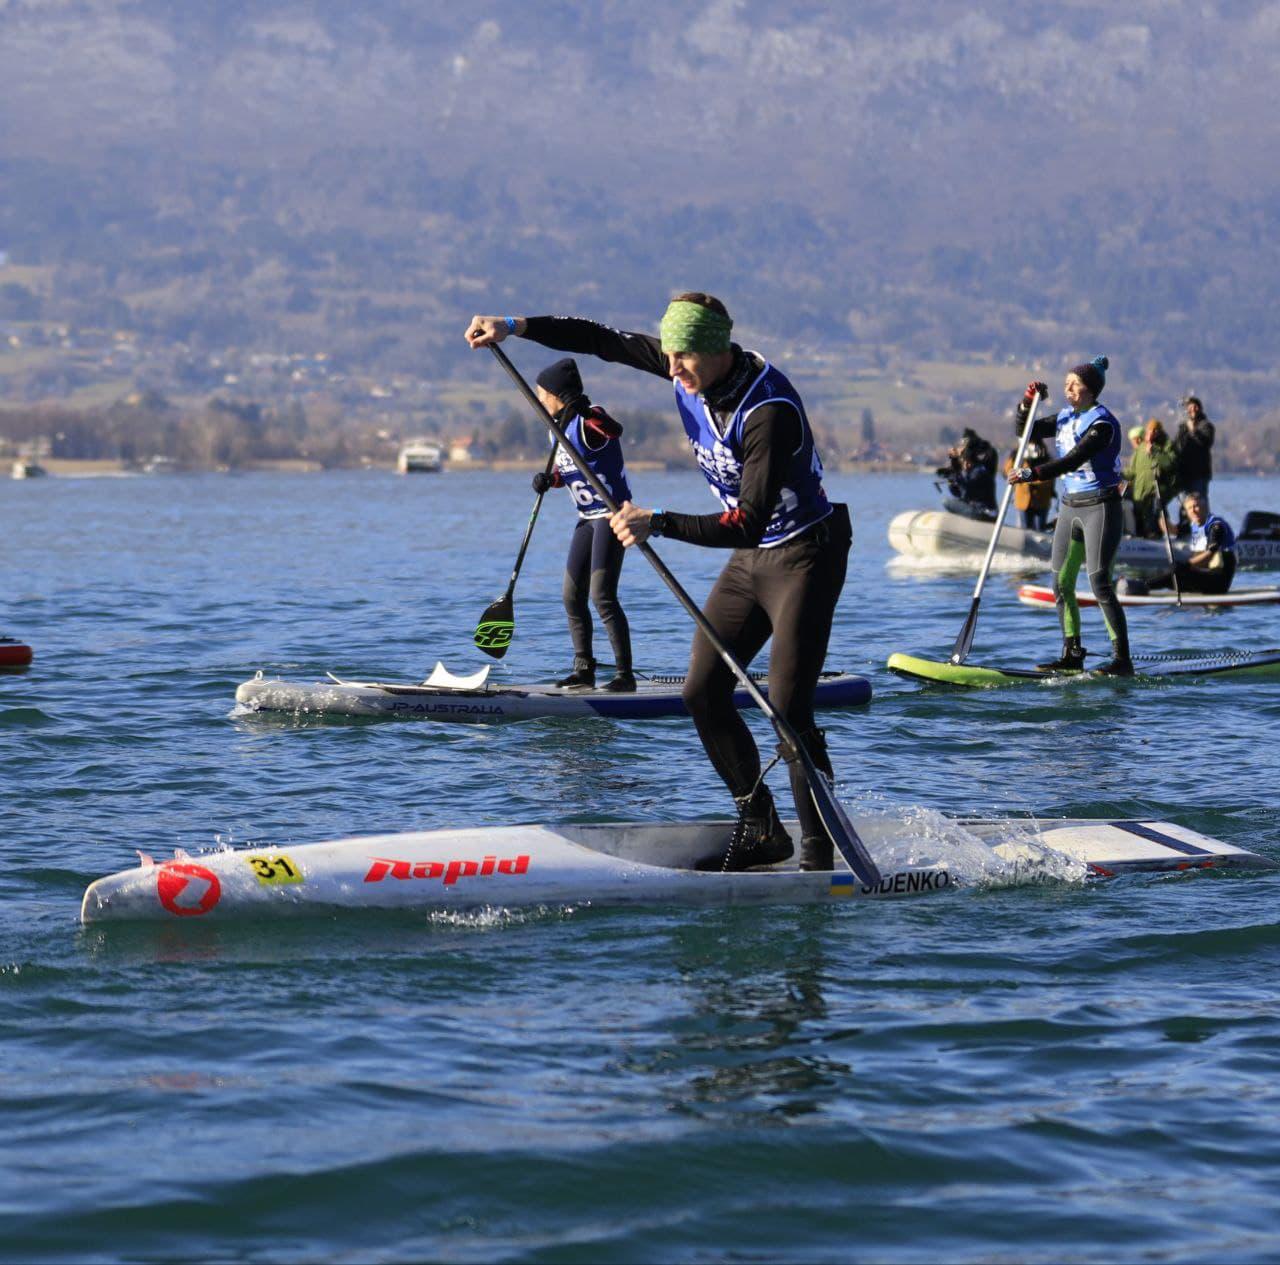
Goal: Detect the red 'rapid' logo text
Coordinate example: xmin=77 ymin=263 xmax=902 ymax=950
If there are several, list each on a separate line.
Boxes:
xmin=363 ymin=854 xmax=530 ymax=886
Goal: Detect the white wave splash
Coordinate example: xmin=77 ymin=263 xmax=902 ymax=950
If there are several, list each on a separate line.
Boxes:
xmin=846 ymin=802 xmax=1090 ymax=889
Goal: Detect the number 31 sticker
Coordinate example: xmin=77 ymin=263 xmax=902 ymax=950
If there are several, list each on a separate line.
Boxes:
xmin=246 ymin=855 xmax=304 ymax=886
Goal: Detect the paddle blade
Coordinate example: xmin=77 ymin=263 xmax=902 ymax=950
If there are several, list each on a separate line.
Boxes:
xmin=950 ymin=596 xmax=981 ymax=664
xmin=801 ymin=752 xmax=882 ymax=887
xmin=474 ymin=593 xmax=514 ymax=660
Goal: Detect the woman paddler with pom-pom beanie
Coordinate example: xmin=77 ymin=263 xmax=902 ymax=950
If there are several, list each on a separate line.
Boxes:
xmin=1010 ymin=355 xmax=1133 ymax=676
xmin=465 ymin=295 xmax=851 ymax=873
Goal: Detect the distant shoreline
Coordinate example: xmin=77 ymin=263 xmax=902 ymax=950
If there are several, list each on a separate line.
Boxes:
xmin=20 ymin=456 xmax=1279 ymax=479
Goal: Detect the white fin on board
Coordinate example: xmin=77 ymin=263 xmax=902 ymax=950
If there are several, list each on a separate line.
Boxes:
xmin=424 ymin=661 xmax=492 ymax=691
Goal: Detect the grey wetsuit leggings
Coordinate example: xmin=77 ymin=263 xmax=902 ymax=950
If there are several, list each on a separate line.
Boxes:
xmin=1051 ymin=495 xmax=1130 ymax=654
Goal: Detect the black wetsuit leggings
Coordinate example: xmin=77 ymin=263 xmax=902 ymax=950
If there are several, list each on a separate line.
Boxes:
xmin=682 ymin=504 xmax=852 ymax=844
xmin=564 ymin=517 xmax=631 ymax=669
xmin=1051 ymin=495 xmax=1129 ymax=654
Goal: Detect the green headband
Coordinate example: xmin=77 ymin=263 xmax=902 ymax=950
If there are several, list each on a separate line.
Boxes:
xmin=659 ymin=300 xmax=732 ymax=354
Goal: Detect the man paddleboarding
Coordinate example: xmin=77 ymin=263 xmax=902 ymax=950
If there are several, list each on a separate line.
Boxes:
xmin=1010 ymin=356 xmax=1133 ymax=676
xmin=466 ymin=295 xmax=850 ymax=872
xmin=532 ymin=358 xmax=635 ymax=692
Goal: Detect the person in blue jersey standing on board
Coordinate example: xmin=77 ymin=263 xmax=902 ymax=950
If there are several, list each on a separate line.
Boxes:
xmin=1010 ymin=355 xmax=1133 ymax=676
xmin=531 ymin=357 xmax=635 ymax=693
xmin=466 ymin=294 xmax=851 ymax=873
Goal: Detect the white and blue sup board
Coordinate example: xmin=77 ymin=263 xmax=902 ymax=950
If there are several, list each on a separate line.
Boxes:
xmin=235 ymin=662 xmax=873 ymax=722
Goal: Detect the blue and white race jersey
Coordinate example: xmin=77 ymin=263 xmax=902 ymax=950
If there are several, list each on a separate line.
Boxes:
xmin=671 ymin=358 xmax=831 ymax=547
xmin=1055 ymin=404 xmax=1122 ymax=497
xmin=553 ymin=413 xmax=632 ymax=520
xmin=1191 ymin=514 xmax=1236 ymax=554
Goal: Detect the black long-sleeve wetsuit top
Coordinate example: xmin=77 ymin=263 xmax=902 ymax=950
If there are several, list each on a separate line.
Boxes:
xmin=522 ymin=316 xmax=803 ymax=549
xmin=1016 ymin=403 xmax=1115 ymax=485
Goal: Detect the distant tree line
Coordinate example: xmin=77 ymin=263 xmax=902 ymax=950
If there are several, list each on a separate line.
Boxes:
xmin=0 ymin=395 xmax=366 ymax=468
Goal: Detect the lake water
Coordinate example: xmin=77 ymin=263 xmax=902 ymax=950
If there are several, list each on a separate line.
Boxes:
xmin=3 ymin=467 xmax=1279 ymax=1263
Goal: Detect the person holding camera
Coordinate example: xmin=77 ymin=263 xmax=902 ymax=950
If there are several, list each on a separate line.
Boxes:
xmin=1174 ymin=396 xmax=1216 ymax=512
xmin=939 ymin=428 xmax=998 ymax=513
xmin=530 ymin=358 xmax=635 ymax=692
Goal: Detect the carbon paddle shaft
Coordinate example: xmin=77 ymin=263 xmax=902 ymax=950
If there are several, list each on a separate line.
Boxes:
xmin=474 ymin=445 xmax=560 ymax=657
xmin=1152 ymin=469 xmax=1183 ymax=608
xmin=507 ymin=445 xmax=558 ymax=588
xmin=950 ymin=390 xmax=1044 ymax=663
xmin=487 ymin=343 xmax=881 ymax=886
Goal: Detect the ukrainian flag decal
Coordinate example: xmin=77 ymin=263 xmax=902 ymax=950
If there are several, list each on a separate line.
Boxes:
xmin=829 ymin=874 xmax=856 ymax=897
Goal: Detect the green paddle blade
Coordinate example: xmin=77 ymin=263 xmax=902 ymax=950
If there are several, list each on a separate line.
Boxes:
xmin=474 ymin=592 xmax=514 ymax=659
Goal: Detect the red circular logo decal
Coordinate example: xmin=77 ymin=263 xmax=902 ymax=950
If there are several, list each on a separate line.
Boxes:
xmin=156 ymin=863 xmax=222 ymax=917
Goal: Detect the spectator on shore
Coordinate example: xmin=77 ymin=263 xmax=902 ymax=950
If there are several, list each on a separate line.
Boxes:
xmin=1174 ymin=395 xmax=1215 ymax=515
xmin=1129 ymin=418 xmax=1179 ymax=539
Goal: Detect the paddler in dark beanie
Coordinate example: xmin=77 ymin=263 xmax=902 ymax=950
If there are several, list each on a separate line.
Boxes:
xmin=531 ymin=356 xmax=636 ymax=693
xmin=466 ymin=294 xmax=852 ymax=872
xmin=1010 ymin=355 xmax=1133 ymax=676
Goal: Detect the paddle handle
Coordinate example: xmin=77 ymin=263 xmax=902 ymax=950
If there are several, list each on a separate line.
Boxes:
xmin=504 ymin=445 xmax=559 ymax=593
xmin=487 ymin=343 xmax=880 ymax=884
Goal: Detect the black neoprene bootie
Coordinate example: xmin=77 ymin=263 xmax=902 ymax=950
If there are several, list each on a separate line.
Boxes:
xmin=695 ymin=786 xmax=794 ymax=872
xmin=602 ymin=669 xmax=636 ymax=693
xmin=555 ymin=658 xmax=596 ymax=689
xmin=1091 ymin=650 xmax=1135 ymax=677
xmin=1038 ymin=637 xmax=1086 ymax=672
xmin=799 ymin=835 xmax=834 ymax=872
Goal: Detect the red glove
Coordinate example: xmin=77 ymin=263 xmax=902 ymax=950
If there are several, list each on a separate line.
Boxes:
xmin=1023 ymin=381 xmax=1048 ymax=403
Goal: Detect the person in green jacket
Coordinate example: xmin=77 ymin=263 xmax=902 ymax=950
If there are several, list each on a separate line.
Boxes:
xmin=1129 ymin=418 xmax=1179 ymax=538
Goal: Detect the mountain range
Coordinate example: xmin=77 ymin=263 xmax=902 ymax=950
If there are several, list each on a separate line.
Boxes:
xmin=1 ymin=0 xmax=1278 ymax=448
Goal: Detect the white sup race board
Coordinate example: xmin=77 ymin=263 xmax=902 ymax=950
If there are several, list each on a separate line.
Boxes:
xmin=81 ymin=816 xmax=1274 ymax=924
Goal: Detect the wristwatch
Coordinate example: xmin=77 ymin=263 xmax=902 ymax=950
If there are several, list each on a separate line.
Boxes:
xmin=649 ymin=511 xmax=668 ymax=538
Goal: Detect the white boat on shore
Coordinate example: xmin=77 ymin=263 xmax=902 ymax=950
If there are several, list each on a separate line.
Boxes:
xmin=80 ymin=815 xmax=1272 ymax=923
xmin=10 ymin=458 xmax=48 ymax=479
xmin=396 ymin=437 xmax=445 ymax=473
